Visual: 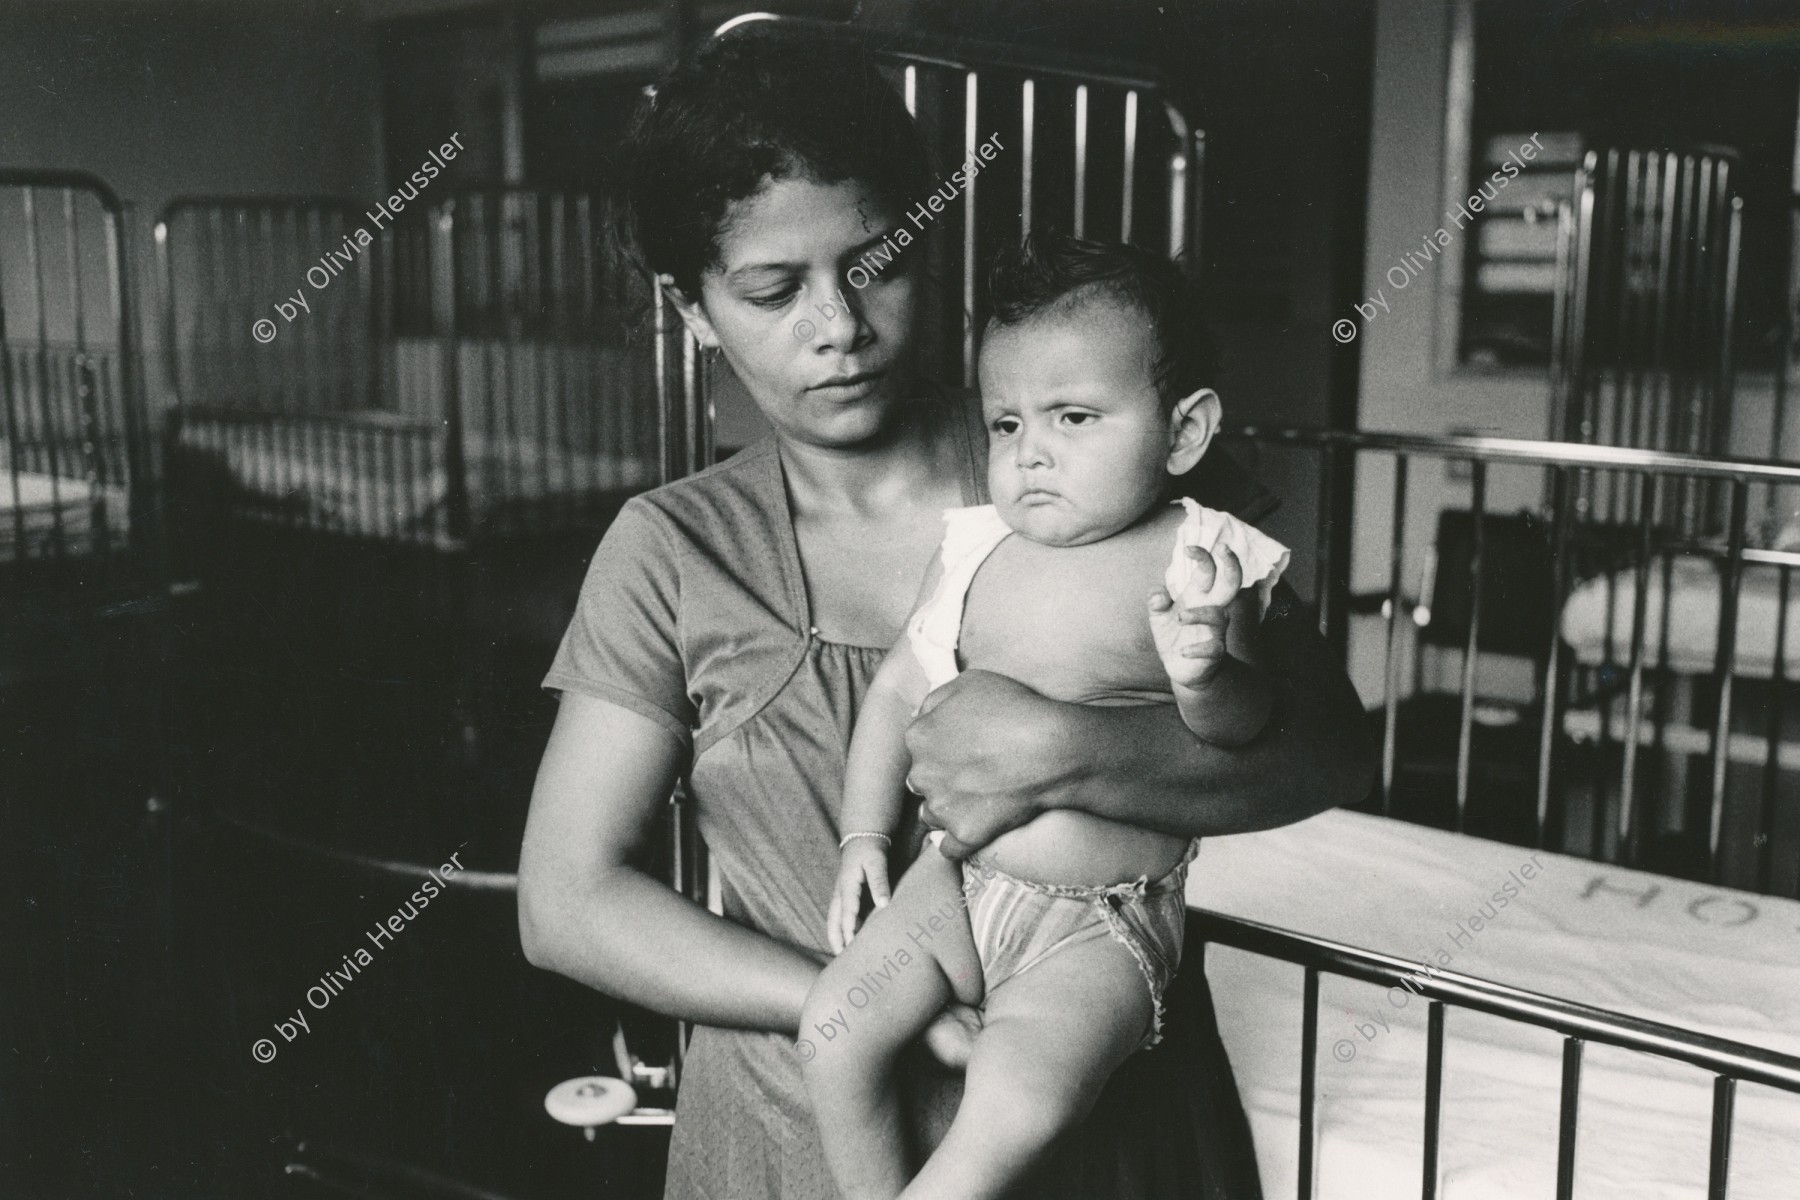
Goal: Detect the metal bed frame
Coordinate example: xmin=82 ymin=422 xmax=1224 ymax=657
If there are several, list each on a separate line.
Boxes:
xmin=156 ymin=186 xmax=656 ymax=552
xmin=0 ymin=168 xmax=157 ymax=609
xmin=1549 ymin=146 xmax=1745 ymax=534
xmin=1227 ymin=425 xmax=1800 ymax=898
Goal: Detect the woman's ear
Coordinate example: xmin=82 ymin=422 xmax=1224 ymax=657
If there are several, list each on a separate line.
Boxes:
xmin=660 ymin=274 xmax=723 ymax=351
xmin=1167 ymin=387 xmax=1222 ymax=475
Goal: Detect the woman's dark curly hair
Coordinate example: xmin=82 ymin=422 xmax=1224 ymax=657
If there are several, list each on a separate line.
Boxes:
xmin=614 ymin=28 xmax=935 ymax=298
xmin=985 ymin=229 xmax=1220 ymax=406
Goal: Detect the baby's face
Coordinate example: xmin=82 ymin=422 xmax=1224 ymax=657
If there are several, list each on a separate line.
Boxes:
xmin=978 ymin=302 xmax=1176 ymax=547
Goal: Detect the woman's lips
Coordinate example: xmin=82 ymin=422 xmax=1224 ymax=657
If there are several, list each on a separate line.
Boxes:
xmin=810 ymin=369 xmax=887 ymax=400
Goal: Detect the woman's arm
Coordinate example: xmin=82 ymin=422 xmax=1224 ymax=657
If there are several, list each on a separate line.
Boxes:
xmin=518 ymin=691 xmax=822 ymax=1033
xmin=905 ymin=581 xmax=1375 ymax=856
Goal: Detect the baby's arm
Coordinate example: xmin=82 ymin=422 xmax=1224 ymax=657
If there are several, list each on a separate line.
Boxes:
xmin=829 ymin=555 xmax=941 ymax=952
xmin=1149 ymin=545 xmax=1275 ymax=747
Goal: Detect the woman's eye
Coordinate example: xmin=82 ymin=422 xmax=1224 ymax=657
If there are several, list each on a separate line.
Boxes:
xmin=745 ymin=288 xmax=796 ymax=310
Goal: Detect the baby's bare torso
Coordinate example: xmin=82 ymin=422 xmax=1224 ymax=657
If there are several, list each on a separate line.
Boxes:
xmin=954 ymin=505 xmax=1195 ymax=886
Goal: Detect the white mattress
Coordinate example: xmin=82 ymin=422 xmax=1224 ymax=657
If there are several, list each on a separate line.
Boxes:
xmin=1 ymin=469 xmax=131 ymax=563
xmin=1189 ymin=810 xmax=1800 ymax=1200
xmin=176 ymin=411 xmax=656 ymax=543
xmin=1561 ymin=555 xmax=1800 ymax=679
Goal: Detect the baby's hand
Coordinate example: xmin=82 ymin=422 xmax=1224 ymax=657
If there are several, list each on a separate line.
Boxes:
xmin=1149 ymin=543 xmax=1243 ymax=691
xmin=827 ymin=840 xmax=892 ymax=954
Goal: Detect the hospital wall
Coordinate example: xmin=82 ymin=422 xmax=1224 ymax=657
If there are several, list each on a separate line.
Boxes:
xmin=0 ymin=0 xmax=385 ymax=413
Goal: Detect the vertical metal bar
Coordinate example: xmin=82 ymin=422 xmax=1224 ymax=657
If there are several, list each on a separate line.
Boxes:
xmin=1020 ymin=79 xmax=1035 ymax=237
xmin=1421 ymin=1001 xmax=1446 ymax=1200
xmin=1313 ymin=444 xmax=1336 ymax=638
xmin=1073 ymin=84 xmax=1088 ymax=238
xmin=1381 ymin=455 xmax=1409 ymax=814
xmin=1556 ymin=1037 xmax=1584 ymax=1200
xmin=1538 ymin=467 xmax=1573 ymax=849
xmin=1548 ymin=199 xmax=1575 ymax=444
xmin=1456 ymin=461 xmax=1487 ymax=830
xmin=1297 ymin=966 xmax=1318 ymax=1200
xmin=1619 ymin=472 xmax=1656 ymax=862
xmin=434 ymin=202 xmax=469 ymax=543
xmin=1759 ymin=565 xmax=1791 ymax=895
xmin=23 ymin=187 xmax=66 ymax=556
xmin=1707 ymin=479 xmax=1749 ymax=881
xmin=962 ymin=72 xmax=979 ymax=389
xmin=1167 ymin=148 xmax=1189 ymax=264
xmin=1119 ymin=90 xmax=1138 ymax=243
xmin=1190 ymin=130 xmax=1206 ymax=281
xmin=1708 ymin=1075 xmax=1736 ymax=1200
xmin=653 ymin=273 xmax=674 ymax=485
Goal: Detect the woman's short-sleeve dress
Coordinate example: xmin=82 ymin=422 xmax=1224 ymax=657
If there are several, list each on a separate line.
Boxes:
xmin=542 ymin=397 xmax=1270 ymax=1200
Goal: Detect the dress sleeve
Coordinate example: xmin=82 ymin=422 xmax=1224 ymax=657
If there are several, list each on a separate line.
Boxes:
xmin=1164 ymin=497 xmax=1292 ymax=614
xmin=542 ymin=498 xmax=697 ymax=740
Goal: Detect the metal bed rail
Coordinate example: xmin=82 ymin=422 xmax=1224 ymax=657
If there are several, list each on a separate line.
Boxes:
xmin=1191 ymin=908 xmax=1800 ymax=1200
xmin=1223 ymin=425 xmax=1800 ymax=897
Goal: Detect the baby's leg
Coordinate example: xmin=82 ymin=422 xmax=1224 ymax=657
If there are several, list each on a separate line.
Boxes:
xmin=899 ymin=931 xmax=1154 ymax=1200
xmin=801 ymin=846 xmax=983 ymax=1200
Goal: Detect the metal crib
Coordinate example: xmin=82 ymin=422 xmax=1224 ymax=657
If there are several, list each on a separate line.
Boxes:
xmin=0 ymin=169 xmax=158 ymax=620
xmin=155 ymin=186 xmax=657 ymax=554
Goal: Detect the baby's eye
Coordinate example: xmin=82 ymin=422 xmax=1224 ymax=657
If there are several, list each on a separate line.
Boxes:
xmin=990 ymin=415 xmax=1021 ymax=436
xmin=1059 ymin=410 xmax=1098 ymax=427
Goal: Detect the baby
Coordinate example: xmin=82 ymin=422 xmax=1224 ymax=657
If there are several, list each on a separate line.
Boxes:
xmin=799 ymin=230 xmax=1290 ymax=1200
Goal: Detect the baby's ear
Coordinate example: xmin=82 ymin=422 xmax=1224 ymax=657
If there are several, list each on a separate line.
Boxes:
xmin=1167 ymin=388 xmax=1222 ymax=475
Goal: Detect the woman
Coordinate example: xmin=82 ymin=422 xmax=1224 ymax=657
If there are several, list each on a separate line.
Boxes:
xmin=518 ymin=29 xmax=1372 ymax=1200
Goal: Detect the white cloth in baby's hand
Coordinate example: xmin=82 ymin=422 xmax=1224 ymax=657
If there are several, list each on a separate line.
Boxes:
xmin=1163 ymin=497 xmax=1291 ymax=615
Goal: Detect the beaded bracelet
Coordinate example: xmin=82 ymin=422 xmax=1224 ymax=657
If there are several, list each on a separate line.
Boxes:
xmin=839 ymin=831 xmax=892 ymax=850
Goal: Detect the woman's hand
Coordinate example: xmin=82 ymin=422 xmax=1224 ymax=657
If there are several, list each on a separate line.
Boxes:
xmin=826 ymin=841 xmax=892 ymax=953
xmin=902 ymin=670 xmax=1070 ymax=858
xmin=903 ymin=582 xmax=1376 ymax=844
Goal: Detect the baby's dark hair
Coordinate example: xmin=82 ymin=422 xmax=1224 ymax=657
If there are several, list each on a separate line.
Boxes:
xmin=613 ymin=28 xmax=934 ymax=298
xmin=985 ymin=230 xmax=1220 ymax=405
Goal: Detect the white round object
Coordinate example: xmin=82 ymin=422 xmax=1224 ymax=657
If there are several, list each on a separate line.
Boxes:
xmin=544 ymin=1075 xmax=638 ymax=1129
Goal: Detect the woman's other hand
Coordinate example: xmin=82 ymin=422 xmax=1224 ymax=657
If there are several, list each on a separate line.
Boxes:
xmin=827 ymin=841 xmax=892 ymax=953
xmin=902 ymin=669 xmax=1068 ymax=859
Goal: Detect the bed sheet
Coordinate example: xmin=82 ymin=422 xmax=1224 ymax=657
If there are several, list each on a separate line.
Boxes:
xmin=2 ymin=470 xmax=131 ymax=563
xmin=1189 ymin=810 xmax=1800 ymax=1200
xmin=175 ymin=413 xmax=657 ymax=541
xmin=1561 ymin=555 xmax=1800 ymax=679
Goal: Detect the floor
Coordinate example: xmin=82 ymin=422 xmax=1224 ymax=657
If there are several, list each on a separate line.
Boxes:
xmin=2 ymin=524 xmax=673 ymax=1199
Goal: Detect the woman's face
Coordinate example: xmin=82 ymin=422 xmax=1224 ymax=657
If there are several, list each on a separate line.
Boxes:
xmin=669 ymin=174 xmax=921 ymax=449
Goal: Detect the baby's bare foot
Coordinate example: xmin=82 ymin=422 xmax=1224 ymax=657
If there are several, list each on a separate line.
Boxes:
xmin=922 ymin=1002 xmax=982 ymax=1070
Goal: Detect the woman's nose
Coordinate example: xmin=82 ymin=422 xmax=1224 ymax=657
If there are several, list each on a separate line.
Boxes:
xmin=812 ymin=284 xmax=872 ymax=350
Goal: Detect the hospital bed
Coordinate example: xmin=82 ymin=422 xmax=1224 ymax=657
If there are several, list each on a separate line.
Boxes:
xmin=1191 ymin=808 xmax=1800 ymax=1200
xmin=156 ymin=188 xmax=660 ymax=553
